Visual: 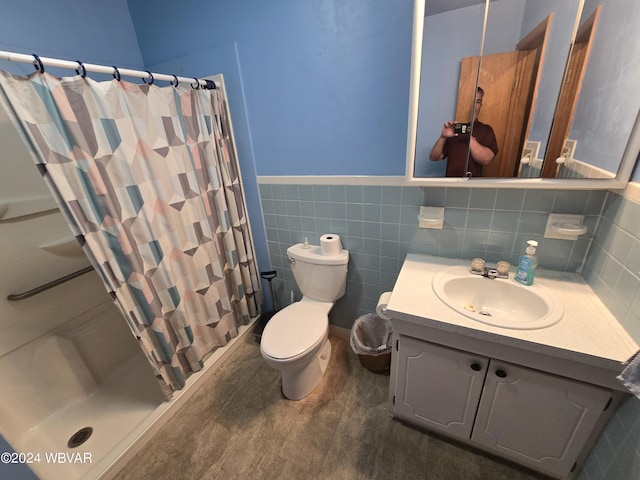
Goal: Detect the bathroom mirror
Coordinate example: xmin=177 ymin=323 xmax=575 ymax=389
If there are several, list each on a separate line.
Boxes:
xmin=405 ymin=0 xmax=640 ymax=189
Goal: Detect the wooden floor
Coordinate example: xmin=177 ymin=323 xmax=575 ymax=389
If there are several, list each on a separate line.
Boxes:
xmin=114 ymin=334 xmax=548 ymax=480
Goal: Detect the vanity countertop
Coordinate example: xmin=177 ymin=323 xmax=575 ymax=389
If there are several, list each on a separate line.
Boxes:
xmin=386 ymin=254 xmax=638 ymax=372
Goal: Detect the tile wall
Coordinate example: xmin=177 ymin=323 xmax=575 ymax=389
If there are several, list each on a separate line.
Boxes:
xmin=579 ymin=190 xmax=640 ymax=480
xmin=258 ymin=182 xmax=607 ymax=329
xmin=584 ymin=191 xmax=640 ymax=339
xmin=580 ymin=395 xmax=640 ymax=480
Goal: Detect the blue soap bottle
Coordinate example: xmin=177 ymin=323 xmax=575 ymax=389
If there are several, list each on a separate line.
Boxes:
xmin=514 ymin=240 xmax=538 ymax=286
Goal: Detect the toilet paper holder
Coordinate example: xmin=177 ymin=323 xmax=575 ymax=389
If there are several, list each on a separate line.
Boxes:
xmin=376 ymin=291 xmax=393 ymax=320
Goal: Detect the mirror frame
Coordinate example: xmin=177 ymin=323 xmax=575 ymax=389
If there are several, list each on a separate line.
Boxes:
xmin=405 ymin=0 xmax=640 ymax=189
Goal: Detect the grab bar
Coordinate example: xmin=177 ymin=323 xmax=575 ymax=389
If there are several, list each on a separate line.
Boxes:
xmin=7 ymin=266 xmax=95 ymax=301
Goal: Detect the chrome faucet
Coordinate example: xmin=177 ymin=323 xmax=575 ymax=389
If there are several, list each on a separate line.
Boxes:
xmin=470 ymin=259 xmax=509 ymax=279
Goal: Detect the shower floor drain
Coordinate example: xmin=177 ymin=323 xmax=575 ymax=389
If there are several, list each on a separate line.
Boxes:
xmin=68 ymin=427 xmax=93 ymax=448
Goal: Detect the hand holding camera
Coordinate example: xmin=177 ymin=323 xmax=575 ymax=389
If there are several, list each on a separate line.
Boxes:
xmin=454 ymin=122 xmax=471 ymax=135
xmin=440 ymin=121 xmax=472 ymax=138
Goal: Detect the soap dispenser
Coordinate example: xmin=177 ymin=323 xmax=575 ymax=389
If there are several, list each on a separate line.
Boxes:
xmin=514 ymin=240 xmax=538 ymax=286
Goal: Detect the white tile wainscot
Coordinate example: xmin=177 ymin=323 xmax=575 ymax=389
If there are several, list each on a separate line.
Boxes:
xmin=386 ymin=254 xmax=638 ymax=480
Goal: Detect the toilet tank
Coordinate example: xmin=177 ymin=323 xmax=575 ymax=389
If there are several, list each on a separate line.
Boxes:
xmin=287 ymin=243 xmax=349 ymax=302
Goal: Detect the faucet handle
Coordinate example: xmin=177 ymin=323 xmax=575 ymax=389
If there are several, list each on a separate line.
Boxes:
xmin=470 ymin=257 xmax=485 ymax=274
xmin=496 ymin=261 xmax=510 ymax=276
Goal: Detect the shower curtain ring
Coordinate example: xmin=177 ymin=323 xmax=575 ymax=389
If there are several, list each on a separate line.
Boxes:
xmin=171 ymin=75 xmax=179 ymax=87
xmin=191 ymin=77 xmax=200 ymax=89
xmin=112 ymin=66 xmax=121 ymax=81
xmin=143 ymin=70 xmax=154 ymax=85
xmin=75 ymin=61 xmax=87 ymax=78
xmin=32 ymin=54 xmax=44 ymax=73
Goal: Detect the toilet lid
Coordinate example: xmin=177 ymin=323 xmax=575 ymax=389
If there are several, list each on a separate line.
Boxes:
xmin=261 ymin=302 xmax=328 ymax=360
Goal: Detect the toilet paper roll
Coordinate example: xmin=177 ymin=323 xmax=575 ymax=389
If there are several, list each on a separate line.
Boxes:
xmin=376 ymin=291 xmax=392 ymax=320
xmin=320 ymin=233 xmax=342 ymax=256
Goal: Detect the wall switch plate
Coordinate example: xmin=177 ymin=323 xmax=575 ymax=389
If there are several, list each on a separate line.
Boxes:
xmin=563 ymin=139 xmax=577 ymax=160
xmin=524 ymin=141 xmax=542 ymax=167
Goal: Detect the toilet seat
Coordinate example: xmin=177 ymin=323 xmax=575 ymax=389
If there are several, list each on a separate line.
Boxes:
xmin=261 ymin=302 xmax=328 ymax=361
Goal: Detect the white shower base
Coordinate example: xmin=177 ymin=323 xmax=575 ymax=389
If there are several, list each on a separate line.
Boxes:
xmin=17 ymin=355 xmax=162 ymax=480
xmin=0 ymin=299 xmax=256 ymax=480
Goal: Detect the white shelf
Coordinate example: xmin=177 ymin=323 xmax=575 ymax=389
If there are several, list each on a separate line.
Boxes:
xmin=39 ymin=238 xmax=85 ymax=258
xmin=0 ymin=196 xmax=58 ymax=222
xmin=544 ymin=214 xmax=587 ymax=240
xmin=418 ymin=206 xmax=444 ymax=229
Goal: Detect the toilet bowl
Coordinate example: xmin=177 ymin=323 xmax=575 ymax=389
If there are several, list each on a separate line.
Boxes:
xmin=260 ymin=240 xmax=349 ymax=400
xmin=260 ymin=299 xmax=333 ymax=400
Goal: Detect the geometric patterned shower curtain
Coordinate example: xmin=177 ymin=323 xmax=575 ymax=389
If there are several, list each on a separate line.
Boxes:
xmin=0 ymin=69 xmax=261 ymax=397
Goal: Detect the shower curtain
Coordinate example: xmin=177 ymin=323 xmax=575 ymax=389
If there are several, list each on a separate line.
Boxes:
xmin=0 ymin=69 xmax=261 ymax=396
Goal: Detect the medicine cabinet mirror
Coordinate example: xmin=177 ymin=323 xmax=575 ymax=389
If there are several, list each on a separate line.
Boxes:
xmin=405 ymin=0 xmax=640 ymax=189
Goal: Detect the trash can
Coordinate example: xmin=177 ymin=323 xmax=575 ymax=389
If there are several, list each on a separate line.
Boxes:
xmin=350 ymin=313 xmax=393 ymax=374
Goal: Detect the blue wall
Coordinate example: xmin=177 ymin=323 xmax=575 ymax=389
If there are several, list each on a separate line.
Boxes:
xmin=0 ymin=0 xmax=143 ymax=73
xmin=0 ymin=1 xmax=639 ymax=478
xmin=128 ymin=0 xmax=414 ymax=177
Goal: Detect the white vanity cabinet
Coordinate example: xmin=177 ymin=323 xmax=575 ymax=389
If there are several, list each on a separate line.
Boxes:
xmin=392 ymin=334 xmax=614 ymax=479
xmin=385 ymin=254 xmax=638 ymax=479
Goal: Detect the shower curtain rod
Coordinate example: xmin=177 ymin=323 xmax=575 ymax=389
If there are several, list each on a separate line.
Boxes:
xmin=0 ymin=50 xmax=217 ymax=89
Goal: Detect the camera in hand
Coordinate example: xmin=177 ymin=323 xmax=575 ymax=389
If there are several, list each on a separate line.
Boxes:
xmin=454 ymin=122 xmax=471 ymax=135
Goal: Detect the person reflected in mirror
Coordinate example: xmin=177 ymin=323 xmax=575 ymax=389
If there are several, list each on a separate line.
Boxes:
xmin=429 ymin=87 xmax=499 ymax=177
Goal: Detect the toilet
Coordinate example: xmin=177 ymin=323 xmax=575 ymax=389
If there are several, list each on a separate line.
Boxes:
xmin=260 ymin=241 xmax=349 ymax=400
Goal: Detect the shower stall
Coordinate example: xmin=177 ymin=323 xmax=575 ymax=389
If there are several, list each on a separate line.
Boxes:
xmin=0 ymin=67 xmax=259 ymax=479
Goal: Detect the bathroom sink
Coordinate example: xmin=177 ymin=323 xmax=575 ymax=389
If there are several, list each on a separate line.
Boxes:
xmin=432 ymin=265 xmax=563 ymax=329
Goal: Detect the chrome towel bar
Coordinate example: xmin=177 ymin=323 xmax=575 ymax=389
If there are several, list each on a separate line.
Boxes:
xmin=7 ymin=266 xmax=95 ymax=301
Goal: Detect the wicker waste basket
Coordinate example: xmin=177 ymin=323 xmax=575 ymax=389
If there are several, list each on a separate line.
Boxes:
xmin=358 ymin=351 xmax=391 ymax=374
xmin=350 ymin=313 xmax=393 ymax=374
